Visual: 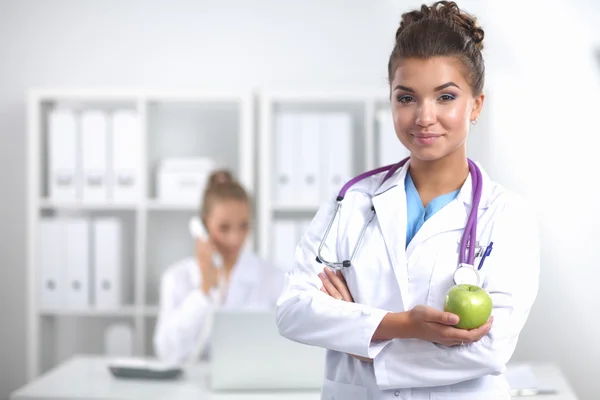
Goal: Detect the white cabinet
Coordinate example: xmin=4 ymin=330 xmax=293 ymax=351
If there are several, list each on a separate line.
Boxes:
xmin=27 ymin=89 xmax=254 ymax=379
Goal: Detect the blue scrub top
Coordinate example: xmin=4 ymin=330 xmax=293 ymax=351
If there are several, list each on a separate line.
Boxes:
xmin=405 ymin=172 xmax=459 ymax=248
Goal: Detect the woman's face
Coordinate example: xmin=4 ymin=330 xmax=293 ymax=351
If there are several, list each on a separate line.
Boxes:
xmin=204 ymin=199 xmax=250 ymax=258
xmin=390 ymin=56 xmax=484 ymax=163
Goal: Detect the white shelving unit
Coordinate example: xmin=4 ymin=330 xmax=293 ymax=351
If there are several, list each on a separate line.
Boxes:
xmin=257 ymin=89 xmax=393 ymax=263
xmin=26 ymin=88 xmax=254 ymax=380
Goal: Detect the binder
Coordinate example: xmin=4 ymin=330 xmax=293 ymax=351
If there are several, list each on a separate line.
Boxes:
xmin=298 ymin=113 xmax=321 ymax=206
xmin=48 ymin=109 xmax=79 ymax=202
xmin=80 ymin=110 xmax=108 ymax=202
xmin=320 ymin=112 xmax=353 ymax=202
xmin=64 ymin=218 xmax=91 ymax=310
xmin=111 ymin=110 xmax=141 ymax=203
xmin=376 ymin=109 xmax=409 ymax=166
xmin=38 ymin=219 xmax=64 ymax=311
xmin=273 ymin=112 xmax=299 ymax=206
xmin=272 ymin=220 xmax=297 ymax=272
xmin=93 ymin=218 xmax=123 ymax=309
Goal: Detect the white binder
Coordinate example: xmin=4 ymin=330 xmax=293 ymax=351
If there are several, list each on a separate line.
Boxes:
xmin=320 ymin=112 xmax=353 ymax=202
xmin=298 ymin=113 xmax=321 ymax=206
xmin=80 ymin=110 xmax=108 ymax=202
xmin=48 ymin=109 xmax=79 ymax=202
xmin=273 ymin=112 xmax=300 ymax=206
xmin=38 ymin=219 xmax=64 ymax=311
xmin=377 ymin=109 xmax=409 ymax=166
xmin=272 ymin=220 xmax=297 ymax=272
xmin=64 ymin=218 xmax=91 ymax=310
xmin=93 ymin=218 xmax=122 ymax=309
xmin=111 ymin=110 xmax=141 ymax=203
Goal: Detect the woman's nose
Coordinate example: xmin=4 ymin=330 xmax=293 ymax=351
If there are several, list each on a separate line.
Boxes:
xmin=415 ymin=101 xmax=436 ymax=127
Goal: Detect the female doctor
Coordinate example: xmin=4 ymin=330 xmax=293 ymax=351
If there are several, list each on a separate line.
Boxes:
xmin=154 ymin=170 xmax=285 ymax=363
xmin=276 ymin=2 xmax=540 ymax=399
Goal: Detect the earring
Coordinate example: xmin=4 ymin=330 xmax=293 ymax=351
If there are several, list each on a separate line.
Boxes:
xmin=471 ymin=119 xmax=478 ymax=125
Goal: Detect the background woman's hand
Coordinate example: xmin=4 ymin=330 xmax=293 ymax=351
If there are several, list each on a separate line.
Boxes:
xmin=407 ymin=305 xmax=493 ymax=347
xmin=196 ymin=239 xmax=219 ymax=295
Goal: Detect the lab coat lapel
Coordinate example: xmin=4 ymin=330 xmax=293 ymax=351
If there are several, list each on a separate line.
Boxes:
xmin=371 ymin=166 xmax=410 ymax=309
xmin=405 ymin=165 xmax=487 ymax=257
xmin=405 ymin=199 xmax=468 ymax=257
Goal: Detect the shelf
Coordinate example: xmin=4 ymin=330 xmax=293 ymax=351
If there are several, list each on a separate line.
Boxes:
xmin=263 ymin=89 xmax=387 ymax=103
xmin=38 ymin=306 xmax=160 ymax=318
xmin=39 ymin=306 xmax=138 ymax=317
xmin=272 ymin=203 xmax=321 ymax=213
xmin=30 ymin=88 xmax=248 ymax=102
xmin=146 ymin=200 xmax=197 ymax=211
xmin=39 ymin=199 xmax=137 ymax=211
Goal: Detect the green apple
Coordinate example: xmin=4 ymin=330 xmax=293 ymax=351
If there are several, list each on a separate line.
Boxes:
xmin=443 ymin=284 xmax=492 ymax=330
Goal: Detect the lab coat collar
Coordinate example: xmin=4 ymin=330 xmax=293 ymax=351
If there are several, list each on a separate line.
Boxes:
xmin=371 ymin=159 xmax=493 ymax=307
xmin=373 ymin=158 xmax=492 ymax=210
xmin=457 ymin=160 xmax=493 ymax=210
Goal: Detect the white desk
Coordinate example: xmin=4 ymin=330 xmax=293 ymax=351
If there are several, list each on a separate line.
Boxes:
xmin=11 ymin=355 xmax=579 ymax=400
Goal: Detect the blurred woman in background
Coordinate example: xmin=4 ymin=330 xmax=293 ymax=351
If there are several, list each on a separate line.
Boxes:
xmin=154 ymin=170 xmax=285 ymax=363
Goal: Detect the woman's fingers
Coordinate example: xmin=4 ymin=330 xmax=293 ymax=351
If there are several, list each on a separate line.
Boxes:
xmin=319 ymin=272 xmax=343 ymax=300
xmin=462 ymin=317 xmax=494 ymax=343
xmin=319 ymin=268 xmax=354 ymax=302
xmin=324 ymin=268 xmax=354 ymax=302
xmin=349 ymin=354 xmax=373 ymax=363
xmin=438 ymin=316 xmax=494 ymax=345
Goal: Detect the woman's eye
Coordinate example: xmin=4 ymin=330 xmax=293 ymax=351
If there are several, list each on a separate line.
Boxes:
xmin=397 ymin=95 xmax=414 ymax=104
xmin=439 ymin=94 xmax=456 ymax=101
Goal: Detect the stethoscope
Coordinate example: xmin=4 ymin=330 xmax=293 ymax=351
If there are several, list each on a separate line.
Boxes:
xmin=316 ymin=157 xmax=484 ymax=286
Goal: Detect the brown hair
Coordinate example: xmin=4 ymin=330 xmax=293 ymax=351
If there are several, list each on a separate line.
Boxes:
xmin=200 ymin=169 xmax=249 ymax=218
xmin=388 ymin=1 xmax=485 ymax=95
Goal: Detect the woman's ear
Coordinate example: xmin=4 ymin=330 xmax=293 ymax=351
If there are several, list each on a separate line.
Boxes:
xmin=470 ymin=92 xmax=485 ymax=122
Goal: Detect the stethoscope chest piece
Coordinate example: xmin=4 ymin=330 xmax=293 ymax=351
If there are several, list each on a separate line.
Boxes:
xmin=453 ymin=263 xmax=480 ymax=287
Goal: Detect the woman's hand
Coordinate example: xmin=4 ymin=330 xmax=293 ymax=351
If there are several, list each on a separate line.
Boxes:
xmin=406 ymin=305 xmax=493 ymax=347
xmin=318 ymin=268 xmax=373 ymax=363
xmin=196 ymin=239 xmax=219 ymax=295
xmin=318 ymin=268 xmax=492 ymax=349
xmin=318 ymin=267 xmax=354 ymax=302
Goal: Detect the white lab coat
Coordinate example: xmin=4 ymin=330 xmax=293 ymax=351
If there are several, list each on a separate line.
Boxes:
xmin=154 ymin=249 xmax=285 ymax=363
xmin=276 ymin=161 xmax=540 ymax=400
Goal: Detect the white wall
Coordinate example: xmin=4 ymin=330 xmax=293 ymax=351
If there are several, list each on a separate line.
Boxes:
xmin=475 ymin=2 xmax=600 ymax=400
xmin=0 ymin=0 xmax=598 ymax=399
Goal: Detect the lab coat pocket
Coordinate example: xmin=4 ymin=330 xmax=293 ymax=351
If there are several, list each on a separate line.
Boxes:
xmin=430 ymin=391 xmax=510 ymax=400
xmin=321 ymin=378 xmax=368 ymax=400
xmin=426 ymin=244 xmax=459 ymax=310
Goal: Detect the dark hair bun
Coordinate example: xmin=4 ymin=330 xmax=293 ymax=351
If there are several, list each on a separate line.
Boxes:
xmin=201 ymin=169 xmax=249 ymax=217
xmin=398 ymin=1 xmax=484 ymax=50
xmin=208 ymin=169 xmax=234 ymax=187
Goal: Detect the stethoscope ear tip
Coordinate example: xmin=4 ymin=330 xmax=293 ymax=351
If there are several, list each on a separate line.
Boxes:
xmin=342 ymin=260 xmax=351 ymax=268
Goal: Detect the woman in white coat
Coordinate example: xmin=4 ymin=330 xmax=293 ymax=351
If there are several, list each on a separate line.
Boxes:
xmin=154 ymin=170 xmax=285 ymax=364
xmin=276 ymin=2 xmax=540 ymax=399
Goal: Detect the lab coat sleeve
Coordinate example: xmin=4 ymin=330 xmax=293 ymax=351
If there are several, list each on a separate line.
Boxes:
xmin=372 ymin=194 xmax=541 ymax=390
xmin=276 ymin=198 xmax=392 ymax=359
xmin=153 ymin=267 xmax=214 ymax=363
